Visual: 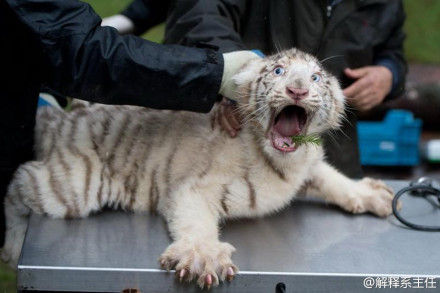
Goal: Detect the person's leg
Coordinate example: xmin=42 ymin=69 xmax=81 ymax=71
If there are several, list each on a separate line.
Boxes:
xmin=0 ymin=0 xmax=43 ymax=246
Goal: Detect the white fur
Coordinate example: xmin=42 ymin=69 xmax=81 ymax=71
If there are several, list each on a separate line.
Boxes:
xmin=1 ymin=49 xmax=395 ymax=289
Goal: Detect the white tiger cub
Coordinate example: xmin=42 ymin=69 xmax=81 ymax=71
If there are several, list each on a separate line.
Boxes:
xmin=1 ymin=48 xmax=395 ymax=289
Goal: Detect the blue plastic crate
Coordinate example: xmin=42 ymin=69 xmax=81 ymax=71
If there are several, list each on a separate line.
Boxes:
xmin=357 ymin=110 xmax=422 ymax=166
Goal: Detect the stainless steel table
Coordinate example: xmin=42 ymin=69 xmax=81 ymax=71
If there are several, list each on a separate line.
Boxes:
xmin=17 ymin=180 xmax=440 ymax=292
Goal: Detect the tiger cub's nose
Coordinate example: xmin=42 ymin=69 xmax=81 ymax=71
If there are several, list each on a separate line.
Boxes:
xmin=286 ymin=86 xmax=309 ymax=101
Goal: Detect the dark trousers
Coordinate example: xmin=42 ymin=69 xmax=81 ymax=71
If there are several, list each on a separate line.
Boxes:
xmin=0 ymin=1 xmax=41 ymax=245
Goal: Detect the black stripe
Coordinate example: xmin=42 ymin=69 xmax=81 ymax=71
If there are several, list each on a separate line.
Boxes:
xmin=254 ymin=138 xmax=286 ymax=181
xmin=107 ymin=113 xmax=131 ymax=177
xmin=44 ymin=131 xmax=57 ymax=163
xmin=67 ymin=110 xmax=93 ymax=208
xmin=47 ymin=163 xmax=73 ymax=218
xmin=55 ymin=149 xmax=80 ymax=216
xmin=125 ymin=116 xmax=146 ymax=206
xmin=122 ymin=124 xmax=143 ymax=208
xmin=199 ymin=144 xmax=215 ymax=178
xmin=149 ymin=168 xmax=159 ymax=213
xmin=163 ymin=139 xmax=180 ymax=199
xmin=220 ymin=184 xmax=230 ymax=215
xmin=97 ymin=167 xmax=105 ymax=207
xmin=22 ymin=167 xmax=45 ymax=213
xmin=244 ymin=172 xmax=256 ymax=209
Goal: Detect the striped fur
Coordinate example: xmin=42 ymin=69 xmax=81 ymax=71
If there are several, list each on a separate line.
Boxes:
xmin=1 ymin=49 xmax=396 ymax=289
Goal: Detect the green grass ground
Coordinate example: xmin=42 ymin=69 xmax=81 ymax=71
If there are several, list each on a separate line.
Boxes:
xmin=403 ymin=0 xmax=440 ymax=63
xmin=0 ymin=262 xmax=15 ymax=293
xmin=1 ymin=1 xmax=439 ymax=292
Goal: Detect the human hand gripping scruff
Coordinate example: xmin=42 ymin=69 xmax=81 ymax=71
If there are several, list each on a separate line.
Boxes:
xmin=215 ymin=51 xmax=261 ymax=137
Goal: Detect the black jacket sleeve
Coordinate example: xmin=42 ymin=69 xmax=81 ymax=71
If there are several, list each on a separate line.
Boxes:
xmin=373 ymin=0 xmax=407 ymax=99
xmin=164 ymin=0 xmax=247 ymax=53
xmin=5 ymin=0 xmax=223 ymax=113
xmin=121 ymin=0 xmax=170 ymax=36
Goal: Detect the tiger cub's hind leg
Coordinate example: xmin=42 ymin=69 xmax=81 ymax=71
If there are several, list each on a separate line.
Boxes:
xmin=1 ymin=160 xmax=90 ymax=268
xmin=1 ymin=162 xmax=46 ymax=267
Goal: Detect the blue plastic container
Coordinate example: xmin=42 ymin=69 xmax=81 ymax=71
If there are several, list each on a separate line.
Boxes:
xmin=357 ymin=110 xmax=422 ymax=166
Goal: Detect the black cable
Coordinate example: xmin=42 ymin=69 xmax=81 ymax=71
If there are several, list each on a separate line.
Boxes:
xmin=392 ymin=184 xmax=440 ymax=231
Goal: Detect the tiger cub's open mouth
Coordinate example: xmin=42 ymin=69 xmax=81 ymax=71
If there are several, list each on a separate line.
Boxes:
xmin=270 ymin=105 xmax=307 ymax=153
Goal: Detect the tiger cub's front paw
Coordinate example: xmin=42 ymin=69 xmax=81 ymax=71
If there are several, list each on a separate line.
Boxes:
xmin=344 ymin=178 xmax=396 ymax=217
xmin=159 ymin=239 xmax=238 ymax=289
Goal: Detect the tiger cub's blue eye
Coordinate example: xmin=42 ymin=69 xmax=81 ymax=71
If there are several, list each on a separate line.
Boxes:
xmin=273 ymin=67 xmax=285 ymax=76
xmin=311 ymin=73 xmax=321 ymax=82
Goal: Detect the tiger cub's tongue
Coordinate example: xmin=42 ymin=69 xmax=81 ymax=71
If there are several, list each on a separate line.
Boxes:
xmin=273 ymin=110 xmax=301 ymax=137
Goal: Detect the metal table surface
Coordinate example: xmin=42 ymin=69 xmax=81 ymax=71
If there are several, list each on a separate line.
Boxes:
xmin=17 ymin=180 xmax=440 ymax=292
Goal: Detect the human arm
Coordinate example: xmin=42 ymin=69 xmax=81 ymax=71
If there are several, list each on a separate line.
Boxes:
xmin=164 ymin=0 xmax=260 ymax=134
xmin=121 ymin=0 xmax=170 ymax=35
xmin=102 ymin=0 xmax=170 ymax=35
xmin=164 ymin=0 xmax=247 ymax=52
xmin=101 ymin=14 xmax=135 ymax=35
xmin=5 ymin=0 xmax=224 ymax=113
xmin=372 ymin=0 xmax=407 ymax=99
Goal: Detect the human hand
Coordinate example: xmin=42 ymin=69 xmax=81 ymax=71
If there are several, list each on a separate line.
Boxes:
xmin=212 ymin=98 xmax=242 ymax=137
xmin=343 ymin=66 xmax=392 ymax=111
xmin=101 ymin=14 xmax=135 ymax=35
xmin=219 ymin=51 xmax=260 ymax=101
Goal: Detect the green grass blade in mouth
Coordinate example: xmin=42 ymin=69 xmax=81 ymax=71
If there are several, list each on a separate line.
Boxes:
xmin=290 ymin=134 xmax=322 ymax=146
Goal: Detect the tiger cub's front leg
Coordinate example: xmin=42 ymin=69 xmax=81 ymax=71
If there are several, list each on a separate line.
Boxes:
xmin=159 ymin=187 xmax=237 ymax=289
xmin=304 ymin=161 xmax=395 ymax=217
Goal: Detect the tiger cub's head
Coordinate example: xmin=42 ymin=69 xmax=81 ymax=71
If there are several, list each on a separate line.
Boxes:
xmin=234 ymin=48 xmax=345 ymax=155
